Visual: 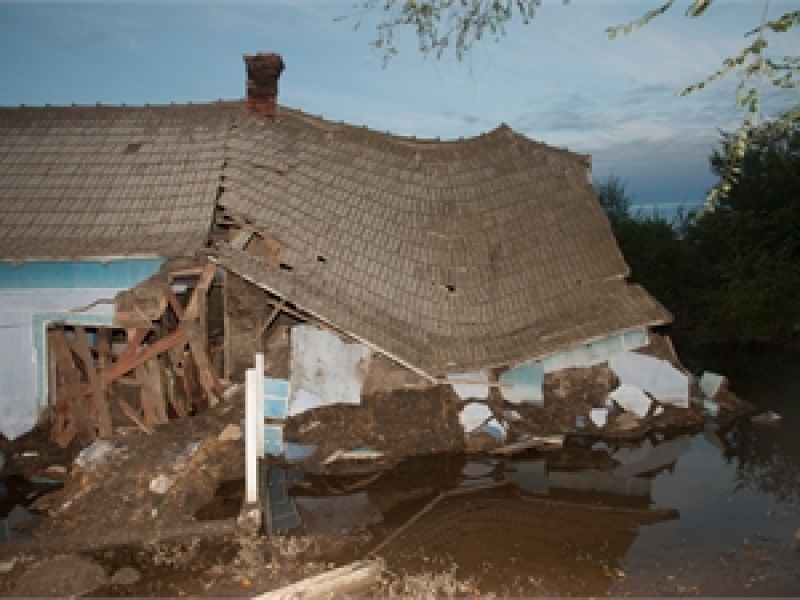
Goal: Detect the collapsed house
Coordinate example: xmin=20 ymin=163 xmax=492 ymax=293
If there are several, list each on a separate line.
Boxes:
xmin=1 ymin=52 xmax=710 ymax=458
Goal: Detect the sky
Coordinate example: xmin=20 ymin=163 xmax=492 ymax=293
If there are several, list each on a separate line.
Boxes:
xmin=0 ymin=0 xmax=797 ymax=215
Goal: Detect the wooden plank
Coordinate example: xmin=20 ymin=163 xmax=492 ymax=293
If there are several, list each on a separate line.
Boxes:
xmin=72 ymin=327 xmax=113 ymax=438
xmin=253 ymin=300 xmax=285 ymax=343
xmin=165 ymin=287 xmax=185 ymax=321
xmin=180 ymin=320 xmax=223 ymax=406
xmin=254 ymin=560 xmax=384 ymax=600
xmin=114 ymin=328 xmax=150 ymax=366
xmin=183 ymin=262 xmax=216 ymax=321
xmin=101 ymin=329 xmax=187 ymax=387
xmin=138 ymin=359 xmax=168 ymax=426
xmin=115 ymin=395 xmax=154 ymax=434
xmin=160 ymin=357 xmax=187 ymax=418
xmin=48 ymin=329 xmax=95 ymax=446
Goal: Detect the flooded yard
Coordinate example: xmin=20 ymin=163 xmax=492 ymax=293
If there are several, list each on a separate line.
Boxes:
xmin=1 ymin=345 xmax=799 ymax=597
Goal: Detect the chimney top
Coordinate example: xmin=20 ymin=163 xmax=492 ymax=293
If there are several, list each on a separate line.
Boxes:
xmin=244 ymin=53 xmax=285 ymax=119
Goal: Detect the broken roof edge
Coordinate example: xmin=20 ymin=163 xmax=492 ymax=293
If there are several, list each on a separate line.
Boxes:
xmin=207 ymin=257 xmax=439 ymax=383
xmin=210 ymin=257 xmax=672 ymax=382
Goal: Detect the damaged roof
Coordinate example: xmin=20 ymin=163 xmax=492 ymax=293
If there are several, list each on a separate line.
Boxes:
xmin=0 ymin=100 xmax=671 ymax=373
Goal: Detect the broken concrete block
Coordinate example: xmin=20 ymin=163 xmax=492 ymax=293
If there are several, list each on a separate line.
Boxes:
xmin=149 ymin=474 xmax=174 ymax=494
xmin=459 ymin=402 xmax=492 ymax=433
xmin=74 ymin=439 xmax=118 ymax=470
xmin=699 ymin=371 xmax=727 ymax=399
xmin=609 ymin=384 xmax=652 ymax=418
xmin=218 ymin=423 xmax=242 ymax=441
xmin=609 ymin=351 xmax=689 ymax=408
xmin=590 ymin=408 xmax=608 ymax=428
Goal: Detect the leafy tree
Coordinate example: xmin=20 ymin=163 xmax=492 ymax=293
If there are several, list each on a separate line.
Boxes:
xmin=687 ymin=112 xmax=800 ymax=344
xmin=594 ymin=174 xmax=631 ymax=229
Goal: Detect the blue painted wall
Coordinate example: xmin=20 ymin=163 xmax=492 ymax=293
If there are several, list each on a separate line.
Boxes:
xmin=0 ymin=258 xmax=164 ymax=289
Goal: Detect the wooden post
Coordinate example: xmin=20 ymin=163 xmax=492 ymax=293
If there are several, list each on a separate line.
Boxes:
xmin=71 ymin=326 xmax=113 ymax=438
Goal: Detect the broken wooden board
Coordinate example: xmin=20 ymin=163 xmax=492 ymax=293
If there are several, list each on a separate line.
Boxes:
xmin=491 ymin=435 xmax=565 ymax=456
xmin=253 ymin=559 xmax=384 ymax=600
xmin=70 ymin=327 xmax=112 ymax=438
xmin=48 ymin=329 xmax=96 ymax=447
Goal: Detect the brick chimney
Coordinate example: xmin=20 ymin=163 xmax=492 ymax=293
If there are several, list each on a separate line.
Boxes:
xmin=244 ymin=53 xmax=285 ymax=119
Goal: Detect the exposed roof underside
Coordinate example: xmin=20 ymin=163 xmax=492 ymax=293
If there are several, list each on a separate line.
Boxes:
xmin=0 ymin=101 xmax=671 ymax=373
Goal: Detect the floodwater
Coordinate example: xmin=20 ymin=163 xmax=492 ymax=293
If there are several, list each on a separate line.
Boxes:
xmin=258 ymin=345 xmax=800 ymax=597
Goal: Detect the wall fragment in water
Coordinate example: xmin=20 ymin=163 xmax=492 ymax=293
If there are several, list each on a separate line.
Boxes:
xmin=294 ymin=492 xmax=382 ymax=535
xmin=609 ymin=384 xmax=652 ymax=418
xmin=288 ymin=325 xmax=371 ymax=417
xmin=613 ymin=435 xmax=691 ymax=477
xmin=608 ymin=351 xmax=689 ymax=408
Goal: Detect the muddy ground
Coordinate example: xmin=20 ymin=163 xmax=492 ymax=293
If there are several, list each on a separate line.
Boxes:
xmin=0 ymin=335 xmax=755 ymax=597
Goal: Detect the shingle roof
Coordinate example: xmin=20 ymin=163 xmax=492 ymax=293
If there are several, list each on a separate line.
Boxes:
xmin=0 ymin=103 xmax=236 ymax=260
xmin=213 ymin=107 xmax=671 ymax=373
xmin=0 ymin=101 xmax=671 ymax=373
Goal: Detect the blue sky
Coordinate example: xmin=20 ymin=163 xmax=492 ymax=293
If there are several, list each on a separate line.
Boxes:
xmin=1 ymin=1 xmax=797 ymax=214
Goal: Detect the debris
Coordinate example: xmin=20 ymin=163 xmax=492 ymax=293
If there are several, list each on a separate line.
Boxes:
xmin=285 ymin=442 xmax=318 ymax=463
xmin=169 ymin=440 xmax=201 ymax=471
xmin=503 ymin=409 xmax=522 ymax=422
xmin=575 ymin=415 xmax=587 ymax=428
xmin=703 ymin=399 xmax=720 ymax=417
xmin=491 ymin=434 xmax=564 ymax=456
xmin=474 ymin=418 xmax=506 ymax=440
xmin=613 ymin=411 xmax=641 ymax=431
xmin=0 ymin=557 xmax=17 ymax=573
xmin=0 ymin=505 xmax=36 ymax=542
xmin=654 ymin=405 xmax=665 ymax=417
xmin=110 ymin=566 xmax=142 ymax=585
xmin=149 ymin=474 xmax=175 ymax=494
xmin=218 ymin=423 xmax=242 ymax=441
xmin=74 ymin=439 xmax=119 ymax=470
xmin=253 ymin=558 xmax=385 ymax=600
xmin=458 ymin=402 xmax=493 ymax=433
xmin=44 ymin=464 xmax=68 ymax=475
xmin=20 ymin=450 xmax=38 ymax=458
xmin=0 ymin=452 xmax=4 ymax=471
xmin=609 ymin=351 xmax=689 ymax=408
xmin=699 ymin=371 xmax=727 ymax=399
xmin=299 ymin=420 xmax=321 ymax=434
xmin=609 ymin=384 xmax=652 ymax=418
xmin=590 ymin=408 xmax=608 ymax=428
xmin=323 ymin=448 xmax=384 ymax=465
xmin=222 ymin=382 xmax=243 ymax=401
xmin=751 ymin=411 xmax=782 ymax=426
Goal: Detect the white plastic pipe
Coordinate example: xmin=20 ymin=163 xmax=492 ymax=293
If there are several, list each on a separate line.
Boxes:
xmin=255 ymin=352 xmax=265 ymax=459
xmin=245 ymin=367 xmax=258 ymax=505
